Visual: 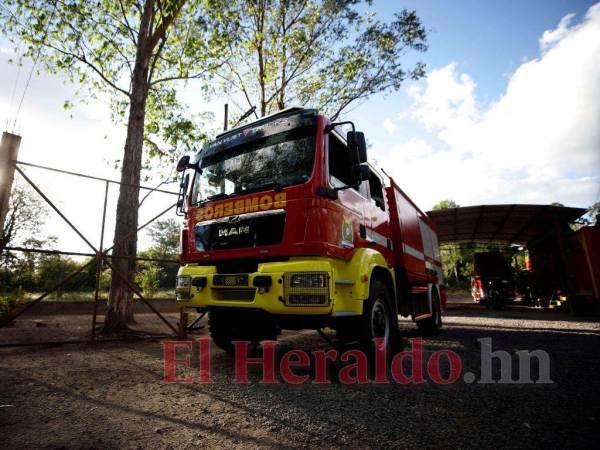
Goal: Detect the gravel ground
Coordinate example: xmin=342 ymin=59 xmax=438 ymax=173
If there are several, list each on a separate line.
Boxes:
xmin=1 ymin=306 xmax=599 ymax=449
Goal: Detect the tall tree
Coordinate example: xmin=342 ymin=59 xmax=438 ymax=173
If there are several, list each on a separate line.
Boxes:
xmin=146 ymin=218 xmax=180 ymax=256
xmin=0 ymin=181 xmax=48 ymax=257
xmin=587 ymin=202 xmax=600 ymax=225
xmin=140 ymin=218 xmax=180 ymax=289
xmin=207 ymin=0 xmax=428 ymax=119
xmin=1 ymin=0 xmax=225 ymax=332
xmin=571 ymin=201 xmax=600 ymax=230
xmin=431 ymin=199 xmax=461 ymax=283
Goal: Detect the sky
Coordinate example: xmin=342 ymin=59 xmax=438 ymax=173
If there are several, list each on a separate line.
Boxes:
xmin=1 ymin=0 xmax=599 ymax=253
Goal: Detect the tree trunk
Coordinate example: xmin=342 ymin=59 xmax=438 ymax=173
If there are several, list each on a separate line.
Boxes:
xmin=256 ymin=0 xmax=266 ymax=116
xmin=103 ymin=76 xmax=149 ymax=332
xmin=103 ymin=1 xmax=154 ymax=332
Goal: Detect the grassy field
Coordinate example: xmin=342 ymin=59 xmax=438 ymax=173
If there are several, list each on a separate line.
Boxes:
xmin=0 ymin=289 xmax=176 ymax=317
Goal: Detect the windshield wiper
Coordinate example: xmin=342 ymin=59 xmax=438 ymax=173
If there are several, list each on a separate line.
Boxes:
xmin=240 ymin=180 xmax=284 ymax=195
xmin=207 ymin=193 xmax=230 ymax=201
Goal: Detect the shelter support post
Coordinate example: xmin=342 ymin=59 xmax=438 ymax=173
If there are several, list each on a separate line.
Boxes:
xmin=553 ymin=214 xmax=571 ymax=295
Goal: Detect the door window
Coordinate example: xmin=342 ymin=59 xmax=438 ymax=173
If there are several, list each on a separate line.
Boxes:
xmin=328 ymin=134 xmax=360 ymax=193
xmin=369 ymin=170 xmax=385 ymax=211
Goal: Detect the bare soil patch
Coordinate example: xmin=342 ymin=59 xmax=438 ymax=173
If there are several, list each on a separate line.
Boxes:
xmin=1 ymin=309 xmax=599 ymax=449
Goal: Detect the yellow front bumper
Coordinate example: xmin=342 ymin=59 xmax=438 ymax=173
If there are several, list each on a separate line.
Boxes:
xmin=175 ymin=257 xmax=368 ymax=316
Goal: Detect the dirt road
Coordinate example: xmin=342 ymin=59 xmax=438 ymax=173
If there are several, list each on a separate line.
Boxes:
xmin=1 ymin=307 xmax=599 ymax=449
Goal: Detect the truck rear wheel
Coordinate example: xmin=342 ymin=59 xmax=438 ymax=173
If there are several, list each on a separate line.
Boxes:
xmin=359 ymin=279 xmax=398 ymax=357
xmin=416 ymin=287 xmax=442 ymax=336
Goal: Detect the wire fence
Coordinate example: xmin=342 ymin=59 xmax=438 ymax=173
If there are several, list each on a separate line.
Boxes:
xmin=0 ymin=158 xmax=190 ymax=346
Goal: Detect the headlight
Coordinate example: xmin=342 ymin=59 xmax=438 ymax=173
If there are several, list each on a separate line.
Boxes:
xmin=176 ymin=276 xmax=191 ymax=289
xmin=285 ymin=272 xmax=329 ymax=307
xmin=176 ymin=275 xmax=191 ymax=301
xmin=291 ymin=273 xmax=327 ymax=289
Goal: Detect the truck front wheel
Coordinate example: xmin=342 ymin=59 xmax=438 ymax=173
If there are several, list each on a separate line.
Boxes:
xmin=208 ymin=310 xmax=236 ymax=354
xmin=208 ymin=310 xmax=275 ymax=355
xmin=359 ymin=279 xmax=399 ymax=356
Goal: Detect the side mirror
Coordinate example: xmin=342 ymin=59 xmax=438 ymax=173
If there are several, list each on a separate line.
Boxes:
xmin=176 ymin=155 xmax=190 ymax=172
xmin=175 ymin=173 xmax=190 ymax=217
xmin=347 ymin=131 xmax=367 ymax=164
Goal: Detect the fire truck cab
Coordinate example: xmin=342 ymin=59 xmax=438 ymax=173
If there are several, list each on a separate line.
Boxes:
xmin=175 ymin=107 xmax=445 ymax=353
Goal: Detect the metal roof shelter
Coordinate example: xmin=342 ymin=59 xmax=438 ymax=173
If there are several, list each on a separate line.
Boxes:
xmin=426 ymin=204 xmax=585 ymax=245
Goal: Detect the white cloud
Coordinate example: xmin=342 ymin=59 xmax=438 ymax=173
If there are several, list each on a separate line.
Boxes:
xmin=0 ymin=51 xmax=179 ymax=253
xmin=539 ymin=13 xmax=576 ymax=53
xmin=382 ymin=117 xmax=399 ymax=135
xmin=376 ymin=3 xmax=600 ymax=210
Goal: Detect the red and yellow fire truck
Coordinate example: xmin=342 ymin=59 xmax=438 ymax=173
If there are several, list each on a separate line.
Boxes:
xmin=175 ymin=107 xmax=445 ymax=353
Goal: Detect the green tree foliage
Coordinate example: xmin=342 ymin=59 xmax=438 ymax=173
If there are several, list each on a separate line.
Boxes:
xmin=135 ymin=264 xmax=162 ymax=296
xmin=138 ymin=218 xmax=180 ymax=291
xmin=1 ymin=0 xmax=221 ymax=169
xmin=146 ymin=218 xmax=180 ymax=256
xmin=430 ymin=199 xmax=462 ymax=284
xmin=2 ymin=238 xmax=50 ymax=291
xmin=0 ymin=0 xmax=226 ymax=331
xmin=572 ymin=201 xmax=600 ymax=229
xmin=430 ymin=199 xmax=529 ymax=289
xmin=432 ymin=199 xmax=459 ymax=210
xmin=587 ymin=202 xmax=600 ymax=225
xmin=207 ymin=0 xmax=428 ymax=119
xmin=99 ymin=269 xmax=112 ymax=292
xmin=36 ymin=254 xmax=80 ymax=299
xmin=1 ymin=203 xmax=55 ymax=296
xmin=0 ymin=181 xmax=48 ymax=256
xmin=439 ymin=243 xmax=527 ymax=290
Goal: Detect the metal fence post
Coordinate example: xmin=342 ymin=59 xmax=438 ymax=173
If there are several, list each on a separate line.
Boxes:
xmin=0 ymin=132 xmax=21 ymax=241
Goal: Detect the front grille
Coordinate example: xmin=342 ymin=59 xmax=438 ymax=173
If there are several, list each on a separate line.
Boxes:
xmin=213 ymin=274 xmax=249 ymax=286
xmin=213 ymin=288 xmax=256 ymax=301
xmin=196 ymin=210 xmax=285 ymax=251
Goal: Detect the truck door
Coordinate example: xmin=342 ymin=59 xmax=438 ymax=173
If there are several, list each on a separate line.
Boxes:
xmin=327 ymin=131 xmax=368 ymax=257
xmin=365 ymin=168 xmax=393 ymax=263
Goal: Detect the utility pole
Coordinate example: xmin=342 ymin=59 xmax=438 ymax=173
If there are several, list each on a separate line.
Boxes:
xmin=0 ymin=132 xmax=21 ymax=241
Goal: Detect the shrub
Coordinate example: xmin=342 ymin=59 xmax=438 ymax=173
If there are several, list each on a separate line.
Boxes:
xmin=135 ymin=265 xmax=162 ymax=297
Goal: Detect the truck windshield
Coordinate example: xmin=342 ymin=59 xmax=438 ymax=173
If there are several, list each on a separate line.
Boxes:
xmin=192 ymin=128 xmax=315 ymax=204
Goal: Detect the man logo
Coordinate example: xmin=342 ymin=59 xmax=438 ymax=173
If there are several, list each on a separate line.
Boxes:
xmin=218 ymin=225 xmax=250 ymax=238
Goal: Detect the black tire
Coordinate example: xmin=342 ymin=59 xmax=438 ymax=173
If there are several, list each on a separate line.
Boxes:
xmin=208 ymin=310 xmax=274 ymax=355
xmin=359 ymin=279 xmax=399 ymax=357
xmin=569 ymin=296 xmax=592 ymax=316
xmin=208 ymin=310 xmax=235 ymax=354
xmin=416 ymin=287 xmax=442 ymax=336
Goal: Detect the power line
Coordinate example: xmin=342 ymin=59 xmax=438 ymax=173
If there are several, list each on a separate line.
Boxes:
xmin=4 ymin=44 xmax=23 ymax=130
xmin=9 ymin=1 xmax=58 ymax=133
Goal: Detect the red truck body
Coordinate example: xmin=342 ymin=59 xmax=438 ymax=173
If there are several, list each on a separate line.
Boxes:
xmin=176 ymin=108 xmax=444 ymax=349
xmin=564 ymin=225 xmax=600 ymax=311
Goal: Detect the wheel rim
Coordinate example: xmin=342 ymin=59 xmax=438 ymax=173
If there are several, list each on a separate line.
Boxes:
xmin=370 ymin=298 xmax=390 ymax=345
